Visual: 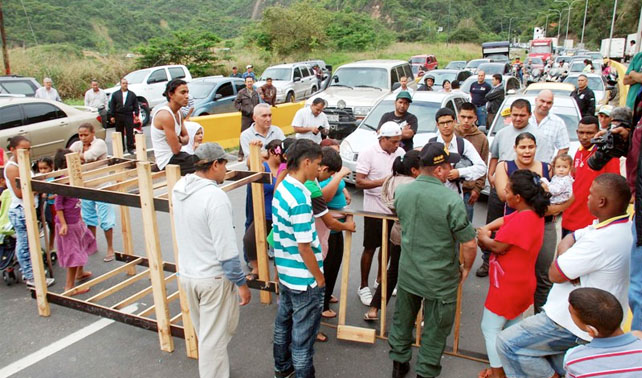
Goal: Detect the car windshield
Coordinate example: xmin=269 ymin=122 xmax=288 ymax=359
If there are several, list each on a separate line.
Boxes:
xmin=466 ymin=60 xmax=487 ymax=69
xmin=446 ymin=61 xmax=466 ymax=69
xmin=531 ymin=45 xmax=551 ymax=54
xmin=563 ymin=76 xmax=604 ymax=92
xmin=410 ymin=57 xmax=426 ymax=64
xmin=360 ymin=100 xmax=441 ymax=133
xmin=524 ymin=88 xmax=574 ymax=97
xmin=429 ymin=71 xmax=458 ymax=87
xmin=260 ymin=68 xmax=291 ymax=81
xmin=461 ymin=77 xmax=493 ymax=94
xmin=530 ymin=57 xmax=544 ymax=65
xmin=569 ymin=62 xmax=586 ymax=72
xmin=188 ymin=82 xmax=215 ymax=99
xmin=477 ymin=64 xmax=505 ymax=76
xmin=124 ymin=69 xmax=150 ymax=84
xmin=330 ymin=67 xmax=388 ymax=89
xmin=490 ymin=102 xmax=580 ymax=141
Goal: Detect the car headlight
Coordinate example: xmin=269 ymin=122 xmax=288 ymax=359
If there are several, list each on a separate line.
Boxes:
xmin=353 ymin=106 xmax=372 ymax=117
xmin=337 ymin=100 xmax=346 ymax=109
xmin=340 ymin=140 xmax=357 ymax=161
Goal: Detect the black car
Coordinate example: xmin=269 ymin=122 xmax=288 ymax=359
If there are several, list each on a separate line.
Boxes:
xmin=0 ymin=75 xmax=42 ymax=97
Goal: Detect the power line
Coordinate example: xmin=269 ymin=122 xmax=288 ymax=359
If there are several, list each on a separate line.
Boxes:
xmin=19 ymin=0 xmax=37 ymax=45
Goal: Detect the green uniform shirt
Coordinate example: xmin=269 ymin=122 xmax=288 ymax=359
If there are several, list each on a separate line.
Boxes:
xmin=394 ymin=175 xmax=476 ymax=299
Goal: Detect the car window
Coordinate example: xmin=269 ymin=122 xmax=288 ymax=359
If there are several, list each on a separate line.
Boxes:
xmin=124 ymin=69 xmax=150 ymax=84
xmin=188 ymin=81 xmax=215 ymax=99
xmin=148 ymin=69 xmax=168 ymax=84
xmin=294 ymin=67 xmax=302 ymax=80
xmin=22 ymin=102 xmax=65 ymax=124
xmin=331 ymin=67 xmax=388 ymax=89
xmin=0 ymin=105 xmax=23 ymax=129
xmin=390 ymin=68 xmax=399 ymax=87
xmin=395 ymin=67 xmax=405 ymax=81
xmin=168 ymin=67 xmax=186 ymax=80
xmin=234 ymin=82 xmax=245 ymax=93
xmin=301 ymin=67 xmax=311 ymax=77
xmin=260 ymin=68 xmax=291 ymax=81
xmin=454 ymin=97 xmax=465 ymax=111
xmin=506 ymin=78 xmax=519 ymax=91
xmin=0 ymin=81 xmax=38 ymax=96
xmin=402 ymin=64 xmax=414 ymax=80
xmin=445 ymin=100 xmax=456 ymax=114
xmin=216 ymin=82 xmax=234 ymax=98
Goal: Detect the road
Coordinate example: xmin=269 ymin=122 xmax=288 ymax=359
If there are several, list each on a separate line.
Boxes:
xmin=0 ymin=126 xmax=498 ymax=378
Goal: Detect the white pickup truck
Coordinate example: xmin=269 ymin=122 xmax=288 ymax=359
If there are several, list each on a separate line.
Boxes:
xmin=104 ymin=64 xmax=192 ymax=125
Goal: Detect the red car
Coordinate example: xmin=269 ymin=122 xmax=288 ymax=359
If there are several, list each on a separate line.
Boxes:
xmin=409 ymin=55 xmax=439 ymax=72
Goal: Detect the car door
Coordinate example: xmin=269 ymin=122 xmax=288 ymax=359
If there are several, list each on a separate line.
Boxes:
xmin=145 ymin=68 xmax=169 ymax=107
xmin=302 ymin=66 xmax=315 ymax=95
xmin=213 ymin=81 xmax=236 ymax=114
xmin=168 ymin=66 xmax=187 ymax=80
xmin=293 ymin=67 xmax=304 ymax=99
xmin=0 ymin=104 xmax=30 ymax=157
xmin=21 ymin=102 xmax=68 ymax=158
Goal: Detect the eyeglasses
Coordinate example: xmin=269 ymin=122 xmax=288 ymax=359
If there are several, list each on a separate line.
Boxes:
xmin=437 ymin=120 xmax=455 ymax=126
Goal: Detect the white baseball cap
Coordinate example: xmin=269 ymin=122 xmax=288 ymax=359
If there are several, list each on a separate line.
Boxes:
xmin=246 ymin=64 xmax=253 ymax=69
xmin=378 ymin=121 xmax=402 ymax=139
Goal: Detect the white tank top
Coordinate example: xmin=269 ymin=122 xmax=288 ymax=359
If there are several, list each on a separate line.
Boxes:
xmin=4 ymin=160 xmax=25 ymax=208
xmin=151 ymin=105 xmax=182 ymax=170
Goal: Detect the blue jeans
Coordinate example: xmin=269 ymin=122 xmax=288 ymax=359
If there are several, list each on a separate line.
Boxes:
xmin=476 ymin=106 xmax=488 ymax=128
xmin=462 ymin=191 xmax=474 ymax=222
xmin=273 ymin=283 xmax=324 ymax=378
xmin=630 ymin=219 xmax=642 ymax=331
xmin=481 ymin=308 xmax=522 ymax=368
xmin=496 ymin=312 xmax=584 ymax=378
xmin=8 ymin=206 xmax=33 ymax=280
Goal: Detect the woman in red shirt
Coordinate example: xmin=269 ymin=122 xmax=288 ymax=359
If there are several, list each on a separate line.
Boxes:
xmin=476 ymin=169 xmax=551 ymax=378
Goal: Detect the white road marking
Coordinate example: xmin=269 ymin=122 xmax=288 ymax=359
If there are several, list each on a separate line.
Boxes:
xmin=0 ymin=304 xmax=139 ymax=378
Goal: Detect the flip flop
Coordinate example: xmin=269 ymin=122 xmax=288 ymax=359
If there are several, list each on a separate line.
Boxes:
xmin=103 ymin=255 xmax=114 ymax=262
xmin=76 ymin=271 xmax=93 ymax=282
xmin=316 ymin=332 xmax=328 ymax=342
xmin=321 ymin=309 xmax=336 ymax=319
xmin=329 ymin=295 xmax=339 ymax=303
xmin=363 ymin=312 xmax=379 ymax=321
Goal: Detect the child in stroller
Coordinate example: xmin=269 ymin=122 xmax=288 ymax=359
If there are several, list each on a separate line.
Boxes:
xmin=0 ymin=183 xmax=19 ymax=285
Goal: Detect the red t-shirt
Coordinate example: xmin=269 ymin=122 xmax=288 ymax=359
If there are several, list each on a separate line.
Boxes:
xmin=562 ymin=145 xmax=621 ymax=232
xmin=484 ymin=210 xmax=544 ymax=319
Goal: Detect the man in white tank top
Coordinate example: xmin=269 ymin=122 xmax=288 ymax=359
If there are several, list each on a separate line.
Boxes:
xmin=151 ymin=79 xmax=199 ymax=175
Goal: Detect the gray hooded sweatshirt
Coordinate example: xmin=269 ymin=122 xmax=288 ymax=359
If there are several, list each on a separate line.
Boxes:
xmin=172 ymin=174 xmax=245 ymax=286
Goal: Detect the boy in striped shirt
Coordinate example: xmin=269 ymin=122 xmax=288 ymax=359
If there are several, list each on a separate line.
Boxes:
xmin=272 ymin=139 xmax=325 ymax=378
xmin=564 ymin=287 xmax=642 ymax=378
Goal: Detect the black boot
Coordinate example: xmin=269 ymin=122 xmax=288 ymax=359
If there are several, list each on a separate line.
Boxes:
xmin=392 ymin=361 xmax=410 ymax=378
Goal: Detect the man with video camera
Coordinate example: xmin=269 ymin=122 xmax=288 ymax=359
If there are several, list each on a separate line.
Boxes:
xmin=292 ymin=97 xmax=330 ymax=144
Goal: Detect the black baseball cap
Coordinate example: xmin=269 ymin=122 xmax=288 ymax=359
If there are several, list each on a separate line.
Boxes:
xmin=419 ymin=142 xmax=460 ymax=167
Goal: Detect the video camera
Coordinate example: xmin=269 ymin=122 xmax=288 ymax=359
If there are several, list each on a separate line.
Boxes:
xmin=588 ymin=122 xmax=631 ymax=171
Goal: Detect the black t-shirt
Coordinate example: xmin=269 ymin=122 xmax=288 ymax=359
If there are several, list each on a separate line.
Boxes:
xmin=378 ymin=111 xmax=419 ymax=151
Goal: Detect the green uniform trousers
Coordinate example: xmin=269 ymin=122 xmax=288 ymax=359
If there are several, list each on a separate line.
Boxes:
xmin=388 ymin=286 xmax=457 ymax=377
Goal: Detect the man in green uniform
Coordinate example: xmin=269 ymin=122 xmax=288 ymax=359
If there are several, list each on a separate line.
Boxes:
xmin=389 ymin=142 xmax=478 ymax=378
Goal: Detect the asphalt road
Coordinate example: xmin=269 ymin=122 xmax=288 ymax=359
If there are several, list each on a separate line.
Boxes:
xmin=0 ymin=126 xmax=500 ymax=378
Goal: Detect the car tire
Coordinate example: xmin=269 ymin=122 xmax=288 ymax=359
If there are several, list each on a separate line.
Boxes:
xmin=285 ymin=92 xmax=295 ymax=103
xmin=66 ymin=135 xmax=80 ymax=148
xmin=311 ymin=86 xmax=317 ymax=94
xmin=139 ymin=103 xmax=151 ymax=126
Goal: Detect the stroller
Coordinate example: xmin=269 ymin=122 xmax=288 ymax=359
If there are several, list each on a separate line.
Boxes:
xmin=0 ymin=189 xmax=18 ymax=285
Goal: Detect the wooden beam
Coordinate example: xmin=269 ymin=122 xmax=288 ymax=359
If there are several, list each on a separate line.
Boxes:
xmin=111 ymin=273 xmax=176 ymax=310
xmin=338 ymin=218 xmax=353 ymax=327
xmin=18 ymin=149 xmax=50 ymax=316
xmin=220 ymin=172 xmax=265 ymax=193
xmin=170 ymin=313 xmax=182 ymax=324
xmin=165 ymin=164 xmax=199 ymax=359
xmin=337 ymin=325 xmax=376 ymax=344
xmin=33 ymin=157 xmax=117 ymax=180
xmin=249 ymin=144 xmax=271 ymax=304
xmin=101 ymin=171 xmax=165 ymax=192
xmin=61 ymin=257 xmax=143 ymax=296
xmin=65 ymin=152 xmax=84 ymax=187
xmin=86 ymin=269 xmax=150 ymax=303
xmin=135 ymin=134 xmax=147 ymax=162
xmin=111 ymin=132 xmax=136 ymax=275
xmin=51 ymin=160 xmax=136 ymax=184
xmin=380 ymin=219 xmax=388 ymax=338
xmin=82 ymin=168 xmax=140 ymax=189
xmin=452 ymin=245 xmax=464 ymax=354
xmin=137 ymin=161 xmax=174 ymax=352
xmin=115 ymin=253 xmax=177 ymax=273
xmin=137 ymin=290 xmax=180 ymax=317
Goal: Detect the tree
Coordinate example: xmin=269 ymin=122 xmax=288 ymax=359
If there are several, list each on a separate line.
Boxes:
xmin=135 ymin=29 xmax=220 ymax=76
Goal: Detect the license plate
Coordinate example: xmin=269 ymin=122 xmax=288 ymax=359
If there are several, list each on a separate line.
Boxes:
xmin=327 ymin=114 xmax=339 ymax=122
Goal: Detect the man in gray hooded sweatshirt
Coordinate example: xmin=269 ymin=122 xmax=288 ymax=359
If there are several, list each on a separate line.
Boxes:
xmin=172 ymin=142 xmax=251 ymax=378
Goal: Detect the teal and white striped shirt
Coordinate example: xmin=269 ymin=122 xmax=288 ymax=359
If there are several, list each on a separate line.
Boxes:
xmin=272 ymin=174 xmax=323 ymax=291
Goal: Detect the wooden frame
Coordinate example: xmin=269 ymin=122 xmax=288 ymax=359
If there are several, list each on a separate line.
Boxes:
xmin=20 ymin=132 xmax=271 ymax=358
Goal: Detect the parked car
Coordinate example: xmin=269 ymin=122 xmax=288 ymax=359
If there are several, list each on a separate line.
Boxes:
xmin=0 ymin=75 xmax=42 ymax=97
xmin=409 ymin=55 xmax=438 ymax=72
xmin=104 ymin=64 xmax=192 ymax=126
xmin=523 ymin=82 xmax=576 ymax=97
xmin=425 ymin=69 xmax=460 ymax=89
xmin=445 ymin=61 xmax=467 ymax=70
xmin=339 ymin=91 xmax=468 ymax=183
xmin=460 ymin=75 xmax=523 ymax=96
xmin=188 ymin=76 xmax=245 ymax=116
xmin=476 ymin=62 xmax=512 ymax=76
xmin=255 ymin=62 xmax=319 ymax=103
xmin=563 ymin=73 xmax=606 ymax=104
xmin=0 ymin=97 xmax=106 ymax=159
xmin=307 ymin=60 xmax=416 ymax=140
xmin=465 ymin=59 xmax=491 ymax=74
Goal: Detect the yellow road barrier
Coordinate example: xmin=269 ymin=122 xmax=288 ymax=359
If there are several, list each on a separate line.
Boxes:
xmin=191 ymin=102 xmax=305 ymax=149
xmin=609 ymin=60 xmax=629 ymax=107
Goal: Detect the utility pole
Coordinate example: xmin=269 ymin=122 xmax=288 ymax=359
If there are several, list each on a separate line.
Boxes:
xmin=446 ymin=0 xmax=452 ymax=45
xmin=0 ymin=0 xmax=10 ymax=75
xmin=636 ymin=5 xmax=641 ymax=55
xmin=607 ymin=0 xmax=618 ymax=58
xmin=580 ymin=0 xmax=588 ymax=45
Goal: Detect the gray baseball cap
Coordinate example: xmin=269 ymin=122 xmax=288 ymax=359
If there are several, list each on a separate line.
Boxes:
xmin=194 ymin=143 xmax=226 ymax=162
xmin=610 ymin=107 xmax=632 ymax=124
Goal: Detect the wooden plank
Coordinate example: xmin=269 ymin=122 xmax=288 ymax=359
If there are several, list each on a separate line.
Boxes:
xmin=101 ymin=171 xmax=165 ymax=192
xmin=338 ymin=218 xmax=353 ymax=326
xmin=115 ymin=253 xmax=177 ymax=273
xmin=111 ymin=273 xmax=176 ymax=310
xmin=380 ymin=218 xmax=388 ymax=338
xmin=33 ymin=157 xmax=114 ymax=180
xmin=65 ymin=152 xmax=84 ymax=187
xmin=220 ymin=172 xmax=264 ymax=193
xmin=61 ymin=257 xmax=143 ymax=296
xmin=86 ymin=269 xmax=150 ymax=303
xmin=165 ymin=164 xmax=199 ymax=359
xmin=51 ymin=160 xmax=134 ymax=184
xmin=82 ymin=168 xmax=139 ymax=189
xmin=137 ymin=161 xmax=174 ymax=352
xmin=135 ymin=134 xmax=147 ymax=162
xmin=18 ymin=149 xmax=50 ymax=316
xmin=170 ymin=313 xmax=182 ymax=325
xmin=337 ymin=325 xmax=376 ymax=344
xmin=111 ymin=132 xmax=136 ymax=275
xmin=452 ymin=245 xmax=464 ymax=354
xmin=246 ymin=279 xmax=278 ymax=292
xmin=249 ymin=144 xmax=271 ymax=304
xmin=137 ymin=290 xmax=180 ymax=317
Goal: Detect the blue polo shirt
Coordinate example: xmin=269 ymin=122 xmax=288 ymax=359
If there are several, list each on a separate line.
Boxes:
xmin=470 ymin=81 xmax=492 ymax=107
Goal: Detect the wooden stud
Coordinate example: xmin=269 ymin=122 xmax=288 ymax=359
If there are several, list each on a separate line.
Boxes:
xmin=81 ymin=167 xmax=139 ymax=188
xmin=34 ymin=158 xmax=114 ymax=181
xmin=86 ymin=269 xmax=150 ymax=303
xmin=61 ymin=257 xmax=143 ymax=296
xmin=380 ymin=218 xmax=389 ymax=338
xmin=337 ymin=217 xmax=353 ymax=327
xmin=101 ymin=171 xmax=165 ymax=192
xmin=219 ymin=172 xmax=264 ymax=193
xmin=452 ymin=245 xmax=465 ymax=354
xmin=170 ymin=313 xmax=182 ymax=324
xmin=51 ymin=161 xmax=135 ymax=184
xmin=165 ymin=164 xmax=199 ymax=359
xmin=248 ymin=144 xmax=271 ymax=304
xmin=337 ymin=325 xmax=376 ymax=344
xmin=136 ymin=161 xmax=174 ymax=352
xmin=17 ymin=149 xmax=50 ymax=316
xmin=64 ymin=152 xmax=84 ymax=187
xmin=111 ymin=132 xmax=135 ymax=275
xmin=135 ymin=134 xmax=147 ymax=162
xmin=137 ymin=290 xmax=181 ymax=317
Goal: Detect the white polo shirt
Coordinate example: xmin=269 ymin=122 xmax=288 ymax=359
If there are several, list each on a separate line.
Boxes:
xmin=543 ymin=215 xmax=632 ymax=341
xmin=292 ymin=106 xmax=329 ymax=144
xmin=530 ymin=113 xmax=570 ymax=164
xmin=356 ymin=141 xmax=404 ymax=214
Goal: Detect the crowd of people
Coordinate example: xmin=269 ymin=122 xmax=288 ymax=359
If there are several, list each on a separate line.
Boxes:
xmin=5 ymin=51 xmax=642 ymax=378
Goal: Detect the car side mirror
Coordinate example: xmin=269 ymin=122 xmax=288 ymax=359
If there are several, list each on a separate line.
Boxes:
xmin=333 ymin=76 xmax=339 ymax=83
xmin=391 ymin=82 xmax=401 ymax=91
xmin=215 ymin=93 xmax=223 ymax=100
xmin=294 ymin=77 xmax=301 ymax=82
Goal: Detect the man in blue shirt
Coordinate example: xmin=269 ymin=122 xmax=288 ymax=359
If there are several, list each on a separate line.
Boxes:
xmin=469 ymin=71 xmax=492 ymax=128
xmin=242 ymin=64 xmax=257 ymax=80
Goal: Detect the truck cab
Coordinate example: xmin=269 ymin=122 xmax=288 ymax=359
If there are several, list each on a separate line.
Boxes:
xmin=529 ymin=39 xmax=554 ymax=62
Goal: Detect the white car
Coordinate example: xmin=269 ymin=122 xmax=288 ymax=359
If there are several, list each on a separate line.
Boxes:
xmin=255 ymin=62 xmax=319 ymax=103
xmin=483 ymin=94 xmax=582 ymax=194
xmin=339 ymin=91 xmax=469 ymax=183
xmin=308 ymin=60 xmax=417 ymax=140
xmin=563 ymin=73 xmax=606 ymax=105
xmin=105 ymin=64 xmax=192 ymax=125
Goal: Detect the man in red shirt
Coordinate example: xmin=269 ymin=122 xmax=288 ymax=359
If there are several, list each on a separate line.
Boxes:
xmin=562 ymin=116 xmax=621 ymax=236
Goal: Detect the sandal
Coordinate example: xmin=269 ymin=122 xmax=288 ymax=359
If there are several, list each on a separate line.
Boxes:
xmin=330 ymin=295 xmax=339 ymax=303
xmin=363 ymin=312 xmax=379 ymax=321
xmin=103 ymin=255 xmax=114 ymax=262
xmin=321 ymin=309 xmax=336 ymax=319
xmin=316 ymin=332 xmax=328 ymax=342
xmin=245 ymin=273 xmax=259 ymax=281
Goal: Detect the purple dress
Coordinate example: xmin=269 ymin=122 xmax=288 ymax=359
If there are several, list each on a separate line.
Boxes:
xmin=54 ymin=195 xmax=97 ymax=268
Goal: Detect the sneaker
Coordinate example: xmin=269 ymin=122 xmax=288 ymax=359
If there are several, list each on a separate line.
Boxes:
xmin=25 ymin=278 xmax=55 ymax=287
xmin=476 ymin=262 xmax=489 ymax=277
xmin=274 ymin=366 xmax=295 ymax=378
xmin=392 ymin=361 xmax=410 ymax=378
xmin=357 ymin=286 xmax=373 ymax=306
